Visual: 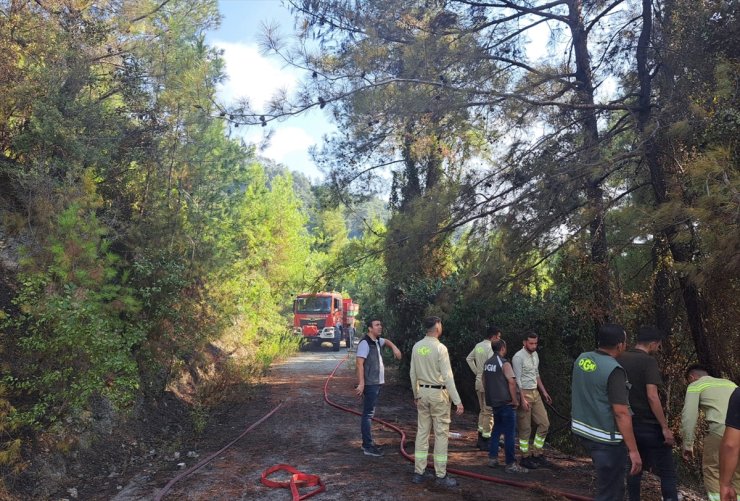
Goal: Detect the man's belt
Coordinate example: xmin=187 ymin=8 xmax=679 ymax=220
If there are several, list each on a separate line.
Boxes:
xmin=420 ymin=384 xmax=446 ymax=389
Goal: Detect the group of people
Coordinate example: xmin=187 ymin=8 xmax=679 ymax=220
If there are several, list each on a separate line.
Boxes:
xmin=466 ymin=326 xmax=553 ymax=473
xmin=573 ymin=323 xmax=740 ymax=501
xmin=353 ymin=315 xmax=740 ymax=499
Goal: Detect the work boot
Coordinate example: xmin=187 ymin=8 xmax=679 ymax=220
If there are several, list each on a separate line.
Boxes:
xmin=435 ymin=475 xmax=459 ymax=488
xmin=476 ymin=432 xmax=490 ymax=450
xmin=479 ymin=437 xmax=491 ymax=451
xmin=411 ymin=470 xmax=435 ymax=484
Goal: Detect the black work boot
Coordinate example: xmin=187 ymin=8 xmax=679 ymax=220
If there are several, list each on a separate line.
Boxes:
xmin=479 ymin=437 xmax=490 ymax=451
xmin=476 ymin=432 xmax=485 ymax=450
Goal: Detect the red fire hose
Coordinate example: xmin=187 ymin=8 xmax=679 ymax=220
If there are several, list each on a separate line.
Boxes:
xmin=154 ymin=399 xmax=288 ymax=501
xmin=155 ymin=352 xmax=594 ymax=500
xmin=324 ymin=356 xmax=594 ymax=501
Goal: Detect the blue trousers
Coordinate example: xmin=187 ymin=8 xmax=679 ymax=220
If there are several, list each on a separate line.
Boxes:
xmin=361 ymin=384 xmax=381 ymax=448
xmin=582 ymin=438 xmax=628 ymax=501
xmin=627 ymin=421 xmax=678 ymax=501
xmin=489 ymin=404 xmax=517 ymax=464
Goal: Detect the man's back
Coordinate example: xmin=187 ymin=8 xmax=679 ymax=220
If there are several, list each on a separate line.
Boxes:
xmin=618 ymin=348 xmax=662 ymax=424
xmin=682 ymin=376 xmax=737 ymax=446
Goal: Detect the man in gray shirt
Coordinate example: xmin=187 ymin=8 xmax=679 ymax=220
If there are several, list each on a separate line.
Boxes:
xmin=355 ymin=317 xmax=401 ymax=457
xmin=512 ymin=331 xmax=552 ymax=469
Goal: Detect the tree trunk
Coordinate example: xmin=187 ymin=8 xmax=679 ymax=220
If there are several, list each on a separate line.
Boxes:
xmin=635 ymin=0 xmax=715 ymax=371
xmin=568 ymin=0 xmax=612 ymax=323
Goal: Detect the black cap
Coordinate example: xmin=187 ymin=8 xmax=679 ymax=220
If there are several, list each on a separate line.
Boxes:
xmin=636 ymin=326 xmax=664 ymax=343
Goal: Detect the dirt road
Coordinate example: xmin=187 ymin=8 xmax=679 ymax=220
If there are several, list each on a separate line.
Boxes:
xmin=70 ymin=344 xmax=702 ymax=501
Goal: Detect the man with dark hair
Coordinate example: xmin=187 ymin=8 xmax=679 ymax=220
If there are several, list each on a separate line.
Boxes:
xmin=410 ymin=316 xmax=464 ymax=488
xmin=355 ymin=317 xmax=402 ymax=457
xmin=482 ymin=339 xmax=528 ymax=473
xmin=719 ymin=387 xmax=740 ymax=501
xmin=681 ymin=365 xmax=738 ymax=501
xmin=512 ymin=331 xmax=552 ymax=469
xmin=571 ymin=323 xmax=642 ymax=500
xmin=466 ymin=324 xmax=501 ymax=450
xmin=617 ymin=326 xmax=677 ymax=501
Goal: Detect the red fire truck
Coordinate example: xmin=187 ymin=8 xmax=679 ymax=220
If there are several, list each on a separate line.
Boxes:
xmin=292 ymin=292 xmax=358 ymax=351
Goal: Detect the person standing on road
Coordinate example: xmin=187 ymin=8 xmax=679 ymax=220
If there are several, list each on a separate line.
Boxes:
xmin=466 ymin=325 xmax=501 ymax=450
xmin=719 ymin=387 xmax=740 ymax=501
xmin=410 ymin=316 xmax=464 ymax=488
xmin=512 ymin=331 xmax=552 ymax=469
xmin=355 ymin=317 xmax=402 ymax=457
xmin=482 ymin=339 xmax=529 ymax=474
xmin=571 ymin=323 xmax=642 ymax=501
xmin=617 ymin=326 xmax=678 ymax=501
xmin=681 ymin=365 xmax=738 ymax=501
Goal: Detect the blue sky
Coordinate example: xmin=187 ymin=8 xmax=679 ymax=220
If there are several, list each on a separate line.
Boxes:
xmin=207 ymin=0 xmax=334 ymax=180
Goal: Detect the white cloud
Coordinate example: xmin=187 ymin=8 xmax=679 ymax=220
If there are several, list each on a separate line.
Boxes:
xmin=260 ymin=127 xmax=316 ymax=163
xmin=213 ymin=40 xmax=298 ymax=110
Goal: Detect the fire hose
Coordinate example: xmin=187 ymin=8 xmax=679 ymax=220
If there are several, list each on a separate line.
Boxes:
xmin=154 ymin=352 xmax=594 ymax=500
xmin=324 ymin=355 xmax=594 ymax=501
xmin=154 ymin=400 xmax=289 ymax=501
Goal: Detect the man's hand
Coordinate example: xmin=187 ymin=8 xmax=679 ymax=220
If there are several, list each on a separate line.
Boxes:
xmin=511 ymin=400 xmax=520 ymax=409
xmin=455 ymin=403 xmax=464 ymax=415
xmin=521 ymin=398 xmax=530 ymax=411
xmin=542 ymin=391 xmax=552 ymax=405
xmin=720 ymin=484 xmax=737 ymax=501
xmin=628 ymin=449 xmax=642 ymax=476
xmin=662 ymin=427 xmax=675 ymax=446
xmin=682 ymin=448 xmax=694 ymax=461
xmin=392 ymin=347 xmax=402 ymax=360
xmin=355 ymin=382 xmax=364 ymax=397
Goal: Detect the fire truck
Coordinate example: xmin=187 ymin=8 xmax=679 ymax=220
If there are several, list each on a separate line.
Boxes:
xmin=292 ymin=292 xmax=358 ymax=351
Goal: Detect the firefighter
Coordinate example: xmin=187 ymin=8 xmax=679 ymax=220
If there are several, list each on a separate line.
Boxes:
xmin=681 ymin=365 xmax=738 ymax=501
xmin=410 ymin=316 xmax=464 ymax=488
xmin=466 ymin=324 xmax=501 ymax=450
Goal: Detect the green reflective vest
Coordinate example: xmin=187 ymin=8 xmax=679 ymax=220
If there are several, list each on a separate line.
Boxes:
xmin=571 ymin=351 xmax=625 ymax=444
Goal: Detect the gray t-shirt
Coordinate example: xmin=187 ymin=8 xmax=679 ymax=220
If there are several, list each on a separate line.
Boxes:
xmin=357 ymin=337 xmax=386 ymax=385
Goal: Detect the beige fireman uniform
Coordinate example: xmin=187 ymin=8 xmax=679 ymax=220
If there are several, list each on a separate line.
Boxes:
xmin=466 ymin=339 xmax=494 ymax=441
xmin=410 ymin=335 xmax=461 ymax=478
xmin=681 ymin=375 xmax=738 ymax=501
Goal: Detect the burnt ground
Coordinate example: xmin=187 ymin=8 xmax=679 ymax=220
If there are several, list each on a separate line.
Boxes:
xmin=41 ymin=343 xmax=706 ymax=501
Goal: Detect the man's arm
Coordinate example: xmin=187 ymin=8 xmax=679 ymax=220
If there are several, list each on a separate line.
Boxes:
xmin=511 ymin=353 xmax=529 ymax=410
xmin=466 ymin=347 xmax=477 ymax=373
xmin=536 ymin=376 xmax=552 ymax=405
xmin=511 ymin=352 xmax=523 ymax=388
xmin=439 ymin=347 xmax=464 ymax=415
xmin=355 ymin=357 xmax=365 ymax=397
xmin=646 ymin=383 xmax=674 ymax=445
xmin=681 ymin=387 xmax=701 ymax=459
xmin=410 ymin=353 xmax=418 ymax=402
xmin=719 ymin=427 xmax=740 ymax=501
xmin=381 ymin=338 xmax=402 ymax=360
xmin=613 ymin=403 xmax=642 ymax=475
xmin=504 ymin=362 xmax=519 ymax=408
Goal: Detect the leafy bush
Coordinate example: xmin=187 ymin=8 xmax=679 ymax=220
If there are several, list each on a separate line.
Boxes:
xmin=5 ymin=203 xmax=143 ymax=428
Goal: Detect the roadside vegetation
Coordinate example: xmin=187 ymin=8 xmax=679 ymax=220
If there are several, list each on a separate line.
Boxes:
xmin=0 ymin=0 xmax=737 ymax=497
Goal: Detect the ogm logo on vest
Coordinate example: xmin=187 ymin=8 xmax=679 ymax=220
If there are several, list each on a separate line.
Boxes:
xmin=578 ymin=358 xmax=597 ymax=372
xmin=418 ymin=346 xmax=431 ymax=356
